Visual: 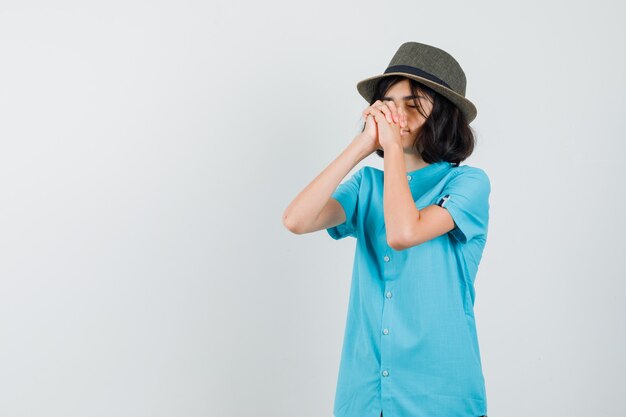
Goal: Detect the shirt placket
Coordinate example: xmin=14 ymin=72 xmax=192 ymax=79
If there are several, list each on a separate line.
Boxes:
xmin=380 ymin=251 xmax=396 ymax=409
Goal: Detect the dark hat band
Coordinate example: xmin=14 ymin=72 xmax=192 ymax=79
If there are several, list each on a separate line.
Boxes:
xmin=384 ymin=65 xmax=452 ymax=91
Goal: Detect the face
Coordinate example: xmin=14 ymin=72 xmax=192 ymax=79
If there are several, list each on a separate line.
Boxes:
xmin=381 ymin=79 xmax=433 ymax=152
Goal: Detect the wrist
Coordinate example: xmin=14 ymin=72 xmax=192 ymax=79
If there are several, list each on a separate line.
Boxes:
xmin=382 ymin=141 xmax=403 ymax=153
xmin=349 ymin=134 xmax=374 ymax=160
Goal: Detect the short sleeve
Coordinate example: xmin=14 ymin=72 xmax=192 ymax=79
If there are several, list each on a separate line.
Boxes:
xmin=326 ymin=167 xmax=363 ymax=240
xmin=434 ymin=167 xmax=491 ymax=244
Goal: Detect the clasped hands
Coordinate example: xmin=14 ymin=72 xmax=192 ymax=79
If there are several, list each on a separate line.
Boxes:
xmin=362 ymin=100 xmax=408 ymax=151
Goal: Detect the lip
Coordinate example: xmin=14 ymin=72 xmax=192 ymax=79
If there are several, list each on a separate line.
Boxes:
xmin=401 ymin=130 xmax=410 ymax=135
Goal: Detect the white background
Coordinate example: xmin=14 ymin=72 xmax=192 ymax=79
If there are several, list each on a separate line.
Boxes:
xmin=1 ymin=0 xmax=624 ymax=416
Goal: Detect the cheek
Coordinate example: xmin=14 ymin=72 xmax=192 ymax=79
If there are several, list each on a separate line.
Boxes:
xmin=407 ymin=111 xmax=422 ymax=124
xmin=411 ymin=114 xmax=427 ymax=126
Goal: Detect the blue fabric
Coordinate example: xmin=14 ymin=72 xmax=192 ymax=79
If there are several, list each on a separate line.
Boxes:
xmin=327 ymin=161 xmax=491 ymax=417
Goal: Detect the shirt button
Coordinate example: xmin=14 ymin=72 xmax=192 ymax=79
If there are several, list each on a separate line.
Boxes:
xmin=383 ymin=255 xmax=390 ymax=262
xmin=407 ymin=175 xmax=412 ymax=181
xmin=382 ymin=370 xmax=389 ymax=377
xmin=385 ymin=291 xmax=393 ymax=299
xmin=382 ymin=328 xmax=389 ymax=335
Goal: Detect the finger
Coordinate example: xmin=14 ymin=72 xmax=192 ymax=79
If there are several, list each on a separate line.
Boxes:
xmin=370 ymin=101 xmax=393 ymax=124
xmin=379 ymin=103 xmax=394 ymax=123
xmin=397 ymin=108 xmax=407 ymax=127
xmin=363 ymin=103 xmax=377 ymax=114
xmin=363 ymin=106 xmax=376 ymax=118
xmin=368 ymin=106 xmax=386 ymax=124
xmin=375 ymin=103 xmax=394 ymax=124
xmin=386 ymin=101 xmax=399 ymax=124
xmin=374 ymin=100 xmax=398 ymax=124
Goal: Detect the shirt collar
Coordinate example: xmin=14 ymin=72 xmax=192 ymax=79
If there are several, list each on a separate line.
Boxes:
xmin=406 ymin=161 xmax=454 ymax=179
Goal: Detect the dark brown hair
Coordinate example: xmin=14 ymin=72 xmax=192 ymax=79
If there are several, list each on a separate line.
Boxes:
xmin=363 ymin=75 xmax=476 ymax=166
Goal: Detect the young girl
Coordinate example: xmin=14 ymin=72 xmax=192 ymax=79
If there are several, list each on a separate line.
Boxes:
xmin=282 ymin=41 xmax=490 ymax=417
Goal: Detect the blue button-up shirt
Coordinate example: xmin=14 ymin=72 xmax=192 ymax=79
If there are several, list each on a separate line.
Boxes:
xmin=326 ymin=161 xmax=491 ymax=417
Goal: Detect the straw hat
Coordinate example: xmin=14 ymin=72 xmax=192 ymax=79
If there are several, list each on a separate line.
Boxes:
xmin=356 ymin=41 xmax=478 ymax=123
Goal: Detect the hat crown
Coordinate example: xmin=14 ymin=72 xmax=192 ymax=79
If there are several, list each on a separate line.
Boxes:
xmin=388 ymin=42 xmax=467 ymax=96
xmin=355 ymin=41 xmax=477 ymax=123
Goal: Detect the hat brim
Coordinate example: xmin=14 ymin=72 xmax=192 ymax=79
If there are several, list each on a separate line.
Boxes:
xmin=356 ymin=72 xmax=477 ymax=124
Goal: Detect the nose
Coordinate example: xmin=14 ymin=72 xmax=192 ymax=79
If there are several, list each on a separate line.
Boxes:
xmin=397 ymin=107 xmax=409 ymax=124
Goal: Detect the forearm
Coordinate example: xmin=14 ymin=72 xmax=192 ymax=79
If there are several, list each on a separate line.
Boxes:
xmin=382 ymin=143 xmax=419 ymax=248
xmin=282 ymin=135 xmax=370 ymax=233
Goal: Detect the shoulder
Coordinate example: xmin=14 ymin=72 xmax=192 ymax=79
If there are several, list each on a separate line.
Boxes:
xmin=354 ymin=165 xmax=378 ymax=184
xmin=360 ymin=165 xmax=376 ymax=176
xmin=453 ymin=163 xmax=489 ymax=177
xmin=353 ymin=165 xmax=370 ymax=177
xmin=448 ymin=164 xmax=491 ymax=186
xmin=440 ymin=164 xmax=491 ymax=202
xmin=339 ymin=166 xmax=367 ymax=185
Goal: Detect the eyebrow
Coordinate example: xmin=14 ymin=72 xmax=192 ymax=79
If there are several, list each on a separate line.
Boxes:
xmin=382 ymin=95 xmax=425 ymax=100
